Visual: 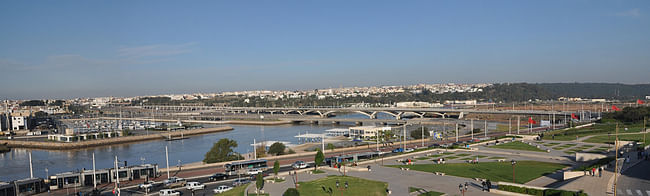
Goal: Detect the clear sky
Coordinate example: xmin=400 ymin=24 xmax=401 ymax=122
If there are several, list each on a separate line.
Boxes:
xmin=1 ymin=1 xmax=649 ymax=99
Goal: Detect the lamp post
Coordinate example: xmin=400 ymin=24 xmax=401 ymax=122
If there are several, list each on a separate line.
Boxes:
xmin=511 ymin=160 xmax=517 ymax=183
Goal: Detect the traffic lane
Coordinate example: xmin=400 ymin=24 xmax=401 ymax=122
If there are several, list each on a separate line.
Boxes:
xmin=618 ymin=160 xmax=650 ymax=195
xmin=120 ymin=165 xmax=298 ymax=195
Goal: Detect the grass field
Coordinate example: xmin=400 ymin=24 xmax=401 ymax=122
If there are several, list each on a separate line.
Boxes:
xmin=444 ymin=156 xmax=460 ymax=159
xmin=387 ymin=161 xmax=566 ymax=184
xmin=456 ymin=153 xmax=471 ymax=157
xmin=297 ymin=175 xmax=388 ymax=196
xmin=547 ymin=123 xmax=645 ymax=141
xmin=219 ymin=183 xmax=248 ymax=196
xmin=583 ymin=133 xmax=650 ymax=147
xmin=441 ymin=152 xmax=454 ymax=155
xmin=409 ymin=187 xmax=445 ymax=196
xmin=488 ymin=141 xmax=546 ymax=152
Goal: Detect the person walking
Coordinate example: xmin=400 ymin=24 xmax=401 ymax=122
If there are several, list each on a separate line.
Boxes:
xmin=592 ymin=168 xmax=596 ymax=177
xmin=598 ymin=167 xmax=602 ymax=177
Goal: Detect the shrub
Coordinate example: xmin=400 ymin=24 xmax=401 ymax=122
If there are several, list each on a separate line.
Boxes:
xmin=283 ymin=188 xmax=300 ymax=196
xmin=498 ymin=185 xmax=589 ymax=196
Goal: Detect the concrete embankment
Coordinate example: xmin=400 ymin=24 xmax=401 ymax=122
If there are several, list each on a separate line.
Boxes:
xmin=98 ymin=117 xmax=293 ymax=125
xmin=2 ymin=126 xmax=233 ymax=150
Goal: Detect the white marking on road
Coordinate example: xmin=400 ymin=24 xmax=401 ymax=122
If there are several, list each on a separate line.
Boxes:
xmin=627 ymin=189 xmax=633 ymax=195
xmin=636 ymin=190 xmax=643 ymax=196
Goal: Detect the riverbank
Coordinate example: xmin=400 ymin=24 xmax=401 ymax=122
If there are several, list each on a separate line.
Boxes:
xmin=1 ymin=126 xmax=233 ymax=150
xmin=98 ymin=117 xmax=294 ymax=125
xmin=0 ymin=144 xmax=10 ymax=153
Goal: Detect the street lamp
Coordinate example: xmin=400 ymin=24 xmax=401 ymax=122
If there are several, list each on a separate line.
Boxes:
xmin=511 ymin=160 xmax=517 ymax=183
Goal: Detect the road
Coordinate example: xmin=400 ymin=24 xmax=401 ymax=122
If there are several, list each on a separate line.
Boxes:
xmin=617 ymin=160 xmax=650 ymax=196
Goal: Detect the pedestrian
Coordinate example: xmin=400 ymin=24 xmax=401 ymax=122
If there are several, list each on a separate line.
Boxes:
xmin=486 ymin=179 xmax=492 ymax=192
xmin=367 ymin=165 xmax=371 ymax=172
xmin=591 ymin=168 xmax=596 ymax=177
xmin=598 ymin=167 xmax=602 ymax=177
xmin=481 ymin=181 xmax=486 ymax=192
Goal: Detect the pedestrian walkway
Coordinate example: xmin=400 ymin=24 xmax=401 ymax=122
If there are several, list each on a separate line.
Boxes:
xmin=345 ymin=163 xmax=494 ymax=196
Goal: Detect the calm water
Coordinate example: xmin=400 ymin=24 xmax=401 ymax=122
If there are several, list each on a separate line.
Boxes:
xmin=0 ymin=123 xmax=349 ymax=182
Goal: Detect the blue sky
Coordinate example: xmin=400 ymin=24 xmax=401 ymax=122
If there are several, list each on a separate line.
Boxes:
xmin=1 ymin=1 xmax=649 ymax=99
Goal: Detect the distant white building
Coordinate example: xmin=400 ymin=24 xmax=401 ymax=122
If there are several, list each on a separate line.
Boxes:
xmin=395 ymin=101 xmax=442 ymax=108
xmin=445 ymin=100 xmax=477 ymax=105
xmin=11 ymin=116 xmax=26 ymax=130
xmin=348 ymin=126 xmax=391 ymax=140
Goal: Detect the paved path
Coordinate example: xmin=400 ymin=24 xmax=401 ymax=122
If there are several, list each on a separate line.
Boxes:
xmin=616 ymin=161 xmax=650 ymax=196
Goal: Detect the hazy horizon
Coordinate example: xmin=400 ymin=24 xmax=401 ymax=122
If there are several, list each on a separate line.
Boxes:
xmin=2 ymin=1 xmax=650 ymax=99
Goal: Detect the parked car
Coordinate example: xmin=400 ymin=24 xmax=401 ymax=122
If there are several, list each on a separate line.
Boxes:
xmin=232 ymin=178 xmax=251 ymax=186
xmin=404 ymin=148 xmax=414 ymax=153
xmin=392 ymin=148 xmax=404 ymax=153
xmin=138 ymin=181 xmax=156 ymax=189
xmin=248 ymin=173 xmax=269 ymax=180
xmin=428 ymin=143 xmax=441 ymax=148
xmin=185 ymin=182 xmax=205 ymax=190
xmin=213 ymin=185 xmax=233 ymax=194
xmin=159 ymin=189 xmax=180 ymax=196
xmin=291 ymin=161 xmax=307 ymax=169
xmin=246 ymin=168 xmax=263 ymax=175
xmin=209 ymin=173 xmax=228 ymax=181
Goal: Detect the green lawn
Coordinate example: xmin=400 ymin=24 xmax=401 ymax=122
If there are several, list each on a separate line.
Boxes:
xmin=429 ymin=154 xmax=443 ymax=158
xmin=297 ymin=175 xmax=388 ymax=196
xmin=416 ymin=157 xmax=431 ymax=160
xmin=456 ymin=153 xmax=471 ymax=157
xmin=441 ymin=152 xmax=454 ymax=155
xmin=218 ymin=183 xmax=248 ymax=196
xmin=547 ymin=123 xmax=645 ymax=141
xmin=444 ymin=156 xmax=460 ymax=159
xmin=409 ymin=187 xmax=444 ymax=196
xmin=488 ymin=141 xmax=546 ymax=152
xmin=387 ymin=161 xmax=566 ymax=184
xmin=583 ymin=133 xmax=650 ymax=147
xmin=544 ymin=142 xmax=561 ymax=146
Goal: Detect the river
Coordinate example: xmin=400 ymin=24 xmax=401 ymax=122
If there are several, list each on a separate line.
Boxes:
xmin=0 ymin=123 xmax=348 ymax=182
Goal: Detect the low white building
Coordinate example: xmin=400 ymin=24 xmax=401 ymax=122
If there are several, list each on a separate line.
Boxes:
xmin=348 ymin=126 xmax=391 ymax=140
xmin=395 ymin=101 xmax=442 ymax=108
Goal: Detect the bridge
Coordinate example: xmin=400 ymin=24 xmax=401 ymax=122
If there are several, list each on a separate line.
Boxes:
xmin=139 ymin=105 xmax=571 ymax=120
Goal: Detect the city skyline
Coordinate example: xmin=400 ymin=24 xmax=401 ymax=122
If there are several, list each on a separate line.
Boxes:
xmin=2 ymin=1 xmax=650 ymax=99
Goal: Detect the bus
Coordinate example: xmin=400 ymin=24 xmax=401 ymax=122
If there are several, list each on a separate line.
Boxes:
xmin=224 ymin=159 xmax=268 ymax=176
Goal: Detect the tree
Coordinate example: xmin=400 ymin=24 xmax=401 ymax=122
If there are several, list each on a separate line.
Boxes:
xmin=256 ymin=173 xmax=264 ymax=194
xmin=203 ymin=138 xmax=242 ymax=163
xmin=283 ymin=188 xmax=300 ymax=196
xmin=273 ymin=160 xmax=280 ymax=179
xmin=327 ymin=143 xmax=335 ymax=151
xmin=19 ymin=100 xmax=45 ymax=106
xmin=410 ymin=127 xmax=430 ymax=139
xmin=268 ymin=142 xmax=286 ymax=156
xmin=314 ymin=149 xmax=324 ymax=170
